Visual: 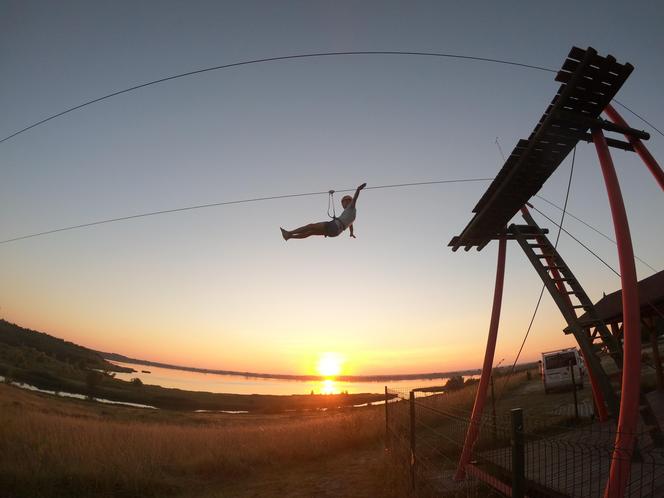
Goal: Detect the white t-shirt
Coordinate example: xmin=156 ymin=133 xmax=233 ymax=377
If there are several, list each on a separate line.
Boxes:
xmin=337 ymin=206 xmax=356 ymax=229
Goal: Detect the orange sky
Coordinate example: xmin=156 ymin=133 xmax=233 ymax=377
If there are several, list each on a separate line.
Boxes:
xmin=1 ymin=2 xmax=662 ymax=377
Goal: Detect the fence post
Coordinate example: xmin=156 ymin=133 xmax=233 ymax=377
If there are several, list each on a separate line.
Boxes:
xmin=384 ymin=386 xmax=389 ymax=450
xmin=569 ymin=360 xmax=579 ymax=421
xmin=409 ymin=390 xmax=416 ymax=490
xmin=511 ymin=408 xmax=525 ymax=498
xmin=490 ymin=372 xmax=497 ymax=440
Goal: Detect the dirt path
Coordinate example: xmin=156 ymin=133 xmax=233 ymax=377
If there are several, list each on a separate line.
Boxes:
xmin=496 ymin=376 xmax=594 ymax=419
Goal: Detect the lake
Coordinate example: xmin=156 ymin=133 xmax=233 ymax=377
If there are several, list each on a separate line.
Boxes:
xmin=110 ymin=361 xmax=475 ymax=396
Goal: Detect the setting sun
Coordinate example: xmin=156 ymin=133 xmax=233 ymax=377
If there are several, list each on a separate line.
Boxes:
xmin=317 ymin=352 xmax=344 ymax=377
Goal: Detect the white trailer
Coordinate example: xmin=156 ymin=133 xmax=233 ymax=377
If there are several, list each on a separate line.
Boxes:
xmin=541 ymin=348 xmax=584 ymax=394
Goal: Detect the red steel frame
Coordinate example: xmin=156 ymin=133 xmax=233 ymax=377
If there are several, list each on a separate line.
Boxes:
xmin=455 ymin=236 xmax=507 ymax=480
xmin=579 ymin=348 xmax=609 ymax=422
xmin=604 ymin=104 xmax=664 ymax=191
xmin=521 ymin=205 xmax=610 ymax=422
xmin=544 ymin=246 xmax=609 ymax=422
xmin=455 ymin=110 xmax=660 ymax=497
xmin=544 ymin=249 xmax=609 ymax=422
xmin=592 ymin=128 xmax=642 ymax=498
xmin=466 ymin=463 xmax=513 ymax=496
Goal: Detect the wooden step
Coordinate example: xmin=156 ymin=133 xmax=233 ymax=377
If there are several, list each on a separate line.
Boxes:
xmin=578 ymin=319 xmax=602 ymax=327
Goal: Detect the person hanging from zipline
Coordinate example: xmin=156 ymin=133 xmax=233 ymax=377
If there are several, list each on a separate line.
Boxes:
xmin=280 ymin=183 xmax=366 ymax=240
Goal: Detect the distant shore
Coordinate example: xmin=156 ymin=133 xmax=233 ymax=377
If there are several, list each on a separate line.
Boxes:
xmin=99 ymin=351 xmax=482 ymax=382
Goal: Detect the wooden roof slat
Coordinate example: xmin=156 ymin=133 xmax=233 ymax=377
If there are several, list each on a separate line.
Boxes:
xmin=450 ymin=47 xmax=633 ymax=250
xmin=561 ymin=59 xmax=623 ymax=86
xmin=568 ymin=46 xmax=588 ymax=61
xmin=573 ymin=271 xmax=664 ymax=326
xmin=561 ymin=47 xmax=628 ymax=77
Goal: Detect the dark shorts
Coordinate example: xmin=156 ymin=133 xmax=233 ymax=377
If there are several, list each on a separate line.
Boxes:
xmin=325 ymin=220 xmax=343 ymax=237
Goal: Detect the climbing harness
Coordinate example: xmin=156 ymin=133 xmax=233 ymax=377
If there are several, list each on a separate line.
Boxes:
xmin=327 ymin=190 xmax=336 ymax=219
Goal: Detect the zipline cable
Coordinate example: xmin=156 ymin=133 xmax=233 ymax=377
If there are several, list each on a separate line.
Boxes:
xmin=3 ymin=50 xmax=662 ymax=147
xmin=498 ymin=147 xmax=576 ymax=398
xmin=0 ymin=51 xmax=556 ymax=146
xmin=534 ymin=194 xmax=658 ymax=273
xmin=496 ymin=139 xmax=657 ymax=273
xmin=529 ymin=204 xmax=621 ymax=278
xmin=531 ymin=204 xmax=664 ymax=322
xmin=613 ymin=99 xmax=664 ymax=139
xmin=0 ymin=177 xmax=493 ymax=245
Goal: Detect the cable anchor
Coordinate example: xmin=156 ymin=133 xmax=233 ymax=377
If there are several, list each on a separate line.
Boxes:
xmin=327 ymin=190 xmax=336 ymax=219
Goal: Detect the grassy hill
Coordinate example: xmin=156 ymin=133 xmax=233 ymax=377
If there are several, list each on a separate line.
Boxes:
xmin=0 ymin=318 xmax=135 ymax=397
xmin=0 ymin=319 xmax=128 ymax=373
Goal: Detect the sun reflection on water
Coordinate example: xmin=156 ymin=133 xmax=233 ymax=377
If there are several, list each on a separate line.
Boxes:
xmin=320 ymin=378 xmax=337 ymax=394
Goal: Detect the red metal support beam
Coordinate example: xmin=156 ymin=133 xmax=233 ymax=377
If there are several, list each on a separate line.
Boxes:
xmin=579 ymin=348 xmax=609 ymax=422
xmin=543 ymin=244 xmax=609 ymax=421
xmin=520 ymin=206 xmax=609 ymax=421
xmin=604 ymin=104 xmax=664 ymax=191
xmin=592 ymin=129 xmax=642 ymax=498
xmin=455 ymin=236 xmax=506 ymax=481
xmin=466 ymin=464 xmax=513 ymax=496
xmin=544 ymin=255 xmax=609 ymax=421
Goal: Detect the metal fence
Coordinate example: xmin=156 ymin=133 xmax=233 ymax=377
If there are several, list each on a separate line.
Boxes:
xmin=385 ymin=386 xmax=664 ymax=497
xmin=385 ymin=386 xmax=501 ymax=497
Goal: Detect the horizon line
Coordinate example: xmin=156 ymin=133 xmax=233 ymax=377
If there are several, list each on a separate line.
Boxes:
xmin=101 ymin=350 xmax=538 ymax=382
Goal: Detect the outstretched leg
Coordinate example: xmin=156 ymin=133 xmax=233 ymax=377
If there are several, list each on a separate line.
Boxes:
xmin=282 ymin=222 xmax=328 ymax=240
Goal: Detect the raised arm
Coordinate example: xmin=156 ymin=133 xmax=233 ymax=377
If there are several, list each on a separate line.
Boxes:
xmin=351 ymin=183 xmax=367 ymax=208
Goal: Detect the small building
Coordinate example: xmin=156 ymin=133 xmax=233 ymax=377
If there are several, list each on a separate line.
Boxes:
xmin=569 ymin=270 xmax=664 ymax=390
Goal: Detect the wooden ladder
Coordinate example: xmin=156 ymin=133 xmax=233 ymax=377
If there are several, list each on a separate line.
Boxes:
xmin=509 ymin=219 xmax=622 ymax=418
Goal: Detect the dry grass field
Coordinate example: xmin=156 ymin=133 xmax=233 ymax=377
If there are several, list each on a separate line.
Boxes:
xmin=0 ymin=383 xmax=401 ymax=498
xmin=0 ymin=372 xmax=535 ymax=498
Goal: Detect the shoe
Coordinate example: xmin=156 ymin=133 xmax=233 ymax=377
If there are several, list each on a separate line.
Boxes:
xmin=280 ymin=228 xmax=289 ymax=240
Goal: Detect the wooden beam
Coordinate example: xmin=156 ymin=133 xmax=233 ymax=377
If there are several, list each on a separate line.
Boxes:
xmin=554 ymin=110 xmax=650 ymax=141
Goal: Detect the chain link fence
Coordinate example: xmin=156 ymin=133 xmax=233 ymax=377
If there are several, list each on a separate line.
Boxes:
xmin=385 ymin=386 xmax=500 ymax=497
xmin=385 ymin=385 xmax=664 ymax=497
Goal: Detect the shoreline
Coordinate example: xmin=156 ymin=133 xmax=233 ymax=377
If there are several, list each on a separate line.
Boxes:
xmin=102 ymin=352 xmax=482 ymax=382
xmin=2 ymin=369 xmax=392 ymax=413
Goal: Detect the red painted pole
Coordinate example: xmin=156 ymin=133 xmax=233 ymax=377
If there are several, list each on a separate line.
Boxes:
xmin=520 ymin=206 xmax=609 ymax=421
xmin=544 ymin=255 xmax=609 ymax=421
xmin=455 ymin=236 xmax=506 ymax=481
xmin=592 ymin=129 xmax=642 ymax=498
xmin=604 ymin=104 xmax=664 ymax=191
xmin=579 ymin=348 xmax=609 ymax=421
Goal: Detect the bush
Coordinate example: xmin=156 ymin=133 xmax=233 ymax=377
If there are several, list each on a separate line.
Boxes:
xmin=85 ymin=370 xmax=104 ymax=395
xmin=17 ymin=369 xmax=63 ymax=390
xmin=445 ymin=375 xmax=465 ymax=391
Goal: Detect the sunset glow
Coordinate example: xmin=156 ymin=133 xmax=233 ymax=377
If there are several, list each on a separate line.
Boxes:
xmin=317 ymin=352 xmax=344 ymax=377
xmin=1 ymin=2 xmax=662 ymax=381
xmin=4 ymin=5 xmax=664 ymax=498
